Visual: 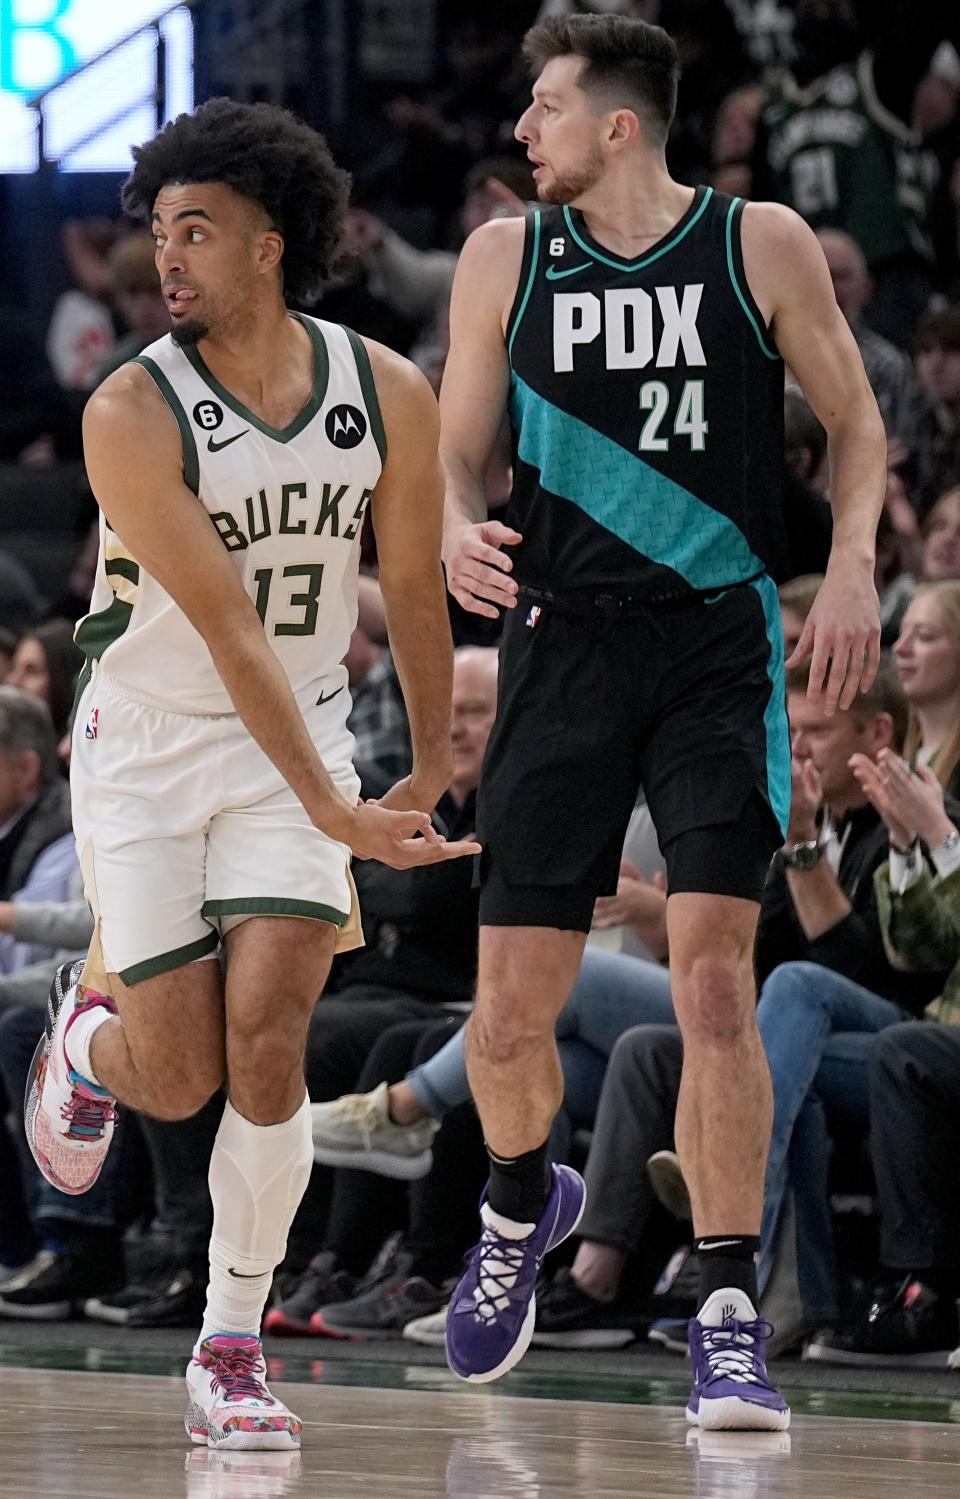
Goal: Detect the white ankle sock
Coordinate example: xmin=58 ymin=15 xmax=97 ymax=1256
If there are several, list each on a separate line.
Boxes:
xmin=200 ymin=1094 xmax=313 ymax=1342
xmin=64 ymin=1001 xmax=113 ymax=1089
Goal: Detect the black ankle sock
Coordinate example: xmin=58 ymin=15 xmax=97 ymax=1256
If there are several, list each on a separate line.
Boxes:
xmin=486 ymin=1141 xmax=551 ymax=1223
xmin=696 ymin=1235 xmax=760 ymax=1311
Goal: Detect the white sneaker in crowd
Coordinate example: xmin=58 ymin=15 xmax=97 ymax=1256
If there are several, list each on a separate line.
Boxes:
xmin=402 ymin=1304 xmax=450 ymax=1346
xmin=311 ymin=1082 xmax=439 ymax=1180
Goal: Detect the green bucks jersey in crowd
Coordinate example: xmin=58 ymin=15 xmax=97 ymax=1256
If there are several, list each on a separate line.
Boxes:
xmin=761 ymin=52 xmax=939 ymax=266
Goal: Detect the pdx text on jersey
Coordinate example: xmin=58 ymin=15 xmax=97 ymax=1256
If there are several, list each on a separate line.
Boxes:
xmin=552 ymin=283 xmax=705 ymax=373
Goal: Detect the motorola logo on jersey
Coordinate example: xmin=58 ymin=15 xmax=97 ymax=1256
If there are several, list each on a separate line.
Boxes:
xmin=552 ymin=284 xmax=706 ymax=373
xmin=325 ymin=404 xmax=367 ymax=449
xmin=192 ymin=400 xmax=224 ymax=431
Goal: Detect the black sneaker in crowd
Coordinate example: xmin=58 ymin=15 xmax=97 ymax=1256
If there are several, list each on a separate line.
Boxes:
xmin=313 ymin=1249 xmax=448 ymax=1339
xmin=84 ymin=1261 xmax=207 ymax=1328
xmin=0 ymin=1245 xmax=124 ymax=1320
xmin=263 ymin=1251 xmax=356 ymax=1337
xmin=805 ymin=1278 xmax=959 ymax=1368
xmin=531 ymin=1267 xmax=646 ymax=1349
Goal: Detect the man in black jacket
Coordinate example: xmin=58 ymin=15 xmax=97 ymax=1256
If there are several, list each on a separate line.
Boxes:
xmin=752 ymin=655 xmax=954 ymax=1332
xmin=756 ymin=657 xmax=944 ymax=1006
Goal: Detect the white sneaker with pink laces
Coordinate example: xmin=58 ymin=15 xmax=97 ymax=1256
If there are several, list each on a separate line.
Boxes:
xmin=185 ymin=1335 xmax=303 ymax=1451
xmin=24 ymin=961 xmax=118 ymax=1196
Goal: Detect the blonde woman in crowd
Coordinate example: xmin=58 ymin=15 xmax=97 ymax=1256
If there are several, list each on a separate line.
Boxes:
xmin=894 ymin=579 xmax=960 ymax=798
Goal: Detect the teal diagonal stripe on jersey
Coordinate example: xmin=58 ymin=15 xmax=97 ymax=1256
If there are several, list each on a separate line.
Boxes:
xmin=509 ymin=375 xmax=763 ymax=589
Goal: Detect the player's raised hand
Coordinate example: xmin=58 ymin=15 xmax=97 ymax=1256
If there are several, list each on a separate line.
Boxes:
xmin=347 ymin=801 xmax=480 ymax=869
xmin=443 ymin=519 xmax=522 ymax=619
xmin=786 ymin=561 xmax=880 ymax=716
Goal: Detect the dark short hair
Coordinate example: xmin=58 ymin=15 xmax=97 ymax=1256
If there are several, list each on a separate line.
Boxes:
xmin=915 ymin=306 xmax=960 ymax=356
xmin=122 ymin=98 xmax=351 ymax=304
xmin=786 ymin=653 xmax=908 ymax=750
xmin=0 ymin=686 xmax=59 ymax=784
xmin=522 ymin=15 xmax=679 ymax=144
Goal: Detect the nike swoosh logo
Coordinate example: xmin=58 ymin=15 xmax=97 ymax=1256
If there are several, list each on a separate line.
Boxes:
xmin=207 ymin=429 xmax=249 ymax=453
xmin=698 ymin=1239 xmax=745 ymax=1251
xmin=227 ymin=1267 xmax=266 ymax=1279
xmin=316 ymin=684 xmax=345 ymax=707
xmin=545 ymin=262 xmax=592 ymax=280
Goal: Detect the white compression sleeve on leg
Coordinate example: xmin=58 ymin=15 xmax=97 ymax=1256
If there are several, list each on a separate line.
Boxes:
xmin=200 ymin=1093 xmax=314 ymax=1341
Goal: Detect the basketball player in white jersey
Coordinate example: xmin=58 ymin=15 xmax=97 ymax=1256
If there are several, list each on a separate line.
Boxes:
xmin=24 ymin=99 xmax=478 ymax=1451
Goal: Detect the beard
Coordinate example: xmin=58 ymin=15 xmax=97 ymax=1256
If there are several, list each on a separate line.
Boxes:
xmin=170 ymin=317 xmax=210 ymax=348
xmin=536 ymin=148 xmax=605 ymax=206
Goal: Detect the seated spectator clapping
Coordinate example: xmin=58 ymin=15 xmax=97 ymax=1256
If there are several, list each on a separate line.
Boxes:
xmin=807 ymin=744 xmax=960 ymax=1364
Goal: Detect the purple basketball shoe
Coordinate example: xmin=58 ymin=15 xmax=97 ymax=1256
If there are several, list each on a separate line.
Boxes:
xmin=687 ymin=1289 xmax=790 ymax=1430
xmin=446 ymin=1164 xmax=585 ymax=1383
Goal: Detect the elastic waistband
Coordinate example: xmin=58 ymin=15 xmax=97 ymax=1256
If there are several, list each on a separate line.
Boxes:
xmin=89 ymin=666 xmax=237 ymax=718
xmin=87 ymin=664 xmax=342 ymax=720
xmin=519 ymin=571 xmax=766 ymax=616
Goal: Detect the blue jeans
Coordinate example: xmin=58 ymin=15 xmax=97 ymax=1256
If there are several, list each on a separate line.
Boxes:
xmin=406 ymin=946 xmax=675 ymax=1156
xmin=758 ymin=962 xmax=907 ymax=1321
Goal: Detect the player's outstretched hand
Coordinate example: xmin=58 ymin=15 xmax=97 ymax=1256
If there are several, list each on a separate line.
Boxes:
xmin=786 ymin=560 xmax=880 ymax=716
xmin=443 ymin=520 xmax=522 ymax=619
xmin=347 ymin=801 xmax=481 ymax=869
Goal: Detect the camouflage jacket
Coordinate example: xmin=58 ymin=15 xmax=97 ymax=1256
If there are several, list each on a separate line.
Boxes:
xmin=874 ymin=861 xmax=960 ymax=1024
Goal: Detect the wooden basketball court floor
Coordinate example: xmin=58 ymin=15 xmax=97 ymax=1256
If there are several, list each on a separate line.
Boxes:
xmin=2 ymin=1355 xmax=959 ymax=1499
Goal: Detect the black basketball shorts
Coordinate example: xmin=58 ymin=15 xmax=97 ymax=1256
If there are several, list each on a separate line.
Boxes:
xmin=477 ymin=579 xmax=790 ymax=931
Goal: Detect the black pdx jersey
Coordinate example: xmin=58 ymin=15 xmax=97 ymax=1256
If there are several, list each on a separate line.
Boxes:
xmin=505 ymin=185 xmax=787 ymax=597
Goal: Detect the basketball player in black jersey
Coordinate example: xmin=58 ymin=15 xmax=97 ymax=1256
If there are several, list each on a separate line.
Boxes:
xmin=439 ymin=16 xmax=882 ymax=1430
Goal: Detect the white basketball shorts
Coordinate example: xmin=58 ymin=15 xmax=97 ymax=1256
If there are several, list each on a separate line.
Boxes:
xmin=71 ymin=663 xmax=362 ymax=987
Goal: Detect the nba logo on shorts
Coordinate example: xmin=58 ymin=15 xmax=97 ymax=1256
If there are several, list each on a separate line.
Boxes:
xmin=526 ymin=605 xmax=542 ymax=629
xmin=85 ymin=708 xmax=99 ymax=741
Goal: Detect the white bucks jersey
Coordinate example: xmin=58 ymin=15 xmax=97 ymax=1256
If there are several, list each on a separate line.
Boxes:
xmin=76 ymin=314 xmax=384 ymax=713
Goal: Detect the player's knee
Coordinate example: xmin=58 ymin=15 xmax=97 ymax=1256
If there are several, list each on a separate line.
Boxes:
xmin=225 ymin=1014 xmax=305 ymax=1104
xmin=147 ymin=1057 xmax=223 ymax=1120
xmin=147 ymin=1087 xmax=215 ymax=1122
xmin=678 ymin=953 xmax=752 ymax=1045
xmin=469 ymin=1001 xmax=550 ymax=1067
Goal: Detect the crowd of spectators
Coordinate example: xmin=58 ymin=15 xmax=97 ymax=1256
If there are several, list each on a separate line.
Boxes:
xmin=1 ymin=0 xmax=960 ymax=1374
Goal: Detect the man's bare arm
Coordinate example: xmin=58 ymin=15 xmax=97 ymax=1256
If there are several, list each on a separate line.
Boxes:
xmin=743 ymin=203 xmax=883 ymax=712
xmin=366 ymin=340 xmax=455 ymax=810
xmin=439 ymin=217 xmax=525 ymax=619
xmin=82 ymin=368 xmax=470 ymax=869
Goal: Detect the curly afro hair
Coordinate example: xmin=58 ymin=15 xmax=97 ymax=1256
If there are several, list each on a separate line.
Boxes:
xmin=122 ymin=98 xmax=351 ymax=305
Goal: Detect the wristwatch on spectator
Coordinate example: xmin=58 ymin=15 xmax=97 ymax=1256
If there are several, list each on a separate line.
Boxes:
xmin=777 ymin=840 xmax=822 ymax=872
xmin=930 ymin=829 xmax=960 ymax=859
